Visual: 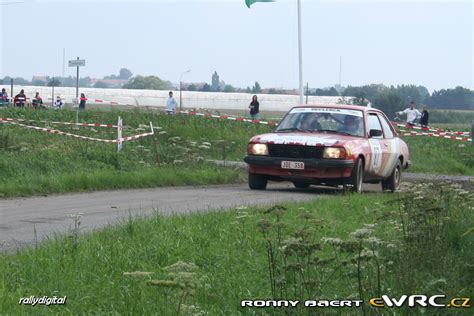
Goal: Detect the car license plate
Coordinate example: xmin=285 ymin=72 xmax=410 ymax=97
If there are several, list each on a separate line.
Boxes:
xmin=281 ymin=161 xmax=304 ymax=170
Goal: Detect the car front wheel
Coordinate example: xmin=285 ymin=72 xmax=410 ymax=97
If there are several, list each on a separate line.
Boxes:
xmin=248 ymin=172 xmax=267 ymax=190
xmin=344 ymin=158 xmax=363 ymax=193
xmin=382 ymin=160 xmax=402 ymax=192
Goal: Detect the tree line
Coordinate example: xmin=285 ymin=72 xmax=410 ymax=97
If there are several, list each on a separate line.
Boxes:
xmin=1 ymin=70 xmax=471 ymax=111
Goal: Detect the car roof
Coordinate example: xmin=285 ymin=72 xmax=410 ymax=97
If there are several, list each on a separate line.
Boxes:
xmin=292 ymin=103 xmax=383 ymax=114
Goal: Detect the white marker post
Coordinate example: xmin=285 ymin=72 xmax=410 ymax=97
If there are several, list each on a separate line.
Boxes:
xmin=117 ymin=116 xmax=123 ymax=152
xmin=68 ymin=57 xmax=86 ymax=123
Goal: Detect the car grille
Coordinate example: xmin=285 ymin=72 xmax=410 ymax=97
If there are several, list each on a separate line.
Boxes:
xmin=267 ymin=144 xmax=324 ymax=159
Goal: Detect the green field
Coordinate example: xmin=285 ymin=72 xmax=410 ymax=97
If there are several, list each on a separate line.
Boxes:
xmin=0 ymin=108 xmax=472 ymax=198
xmin=1 ymin=183 xmax=472 ymax=315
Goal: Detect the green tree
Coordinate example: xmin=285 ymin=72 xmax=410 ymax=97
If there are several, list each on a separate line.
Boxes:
xmin=118 ymin=68 xmax=133 ymax=80
xmin=372 ymin=91 xmax=405 ymax=115
xmin=201 ymin=83 xmax=211 ymax=92
xmin=122 ymin=75 xmax=173 ymax=90
xmin=48 ymin=78 xmax=61 ymax=87
xmin=252 ymin=81 xmax=261 ymax=93
xmin=187 ymin=84 xmax=197 ymax=91
xmin=245 ymin=86 xmax=251 ymax=93
xmin=31 ymin=79 xmax=46 ymax=86
xmin=223 ymin=84 xmax=236 ymax=93
xmin=211 ymin=71 xmax=220 ymax=91
xmin=426 ymin=86 xmax=473 ymax=110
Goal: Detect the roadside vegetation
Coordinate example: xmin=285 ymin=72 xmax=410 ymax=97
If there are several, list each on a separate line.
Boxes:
xmin=1 ymin=183 xmax=472 ymax=315
xmin=0 ymin=107 xmax=472 ymax=198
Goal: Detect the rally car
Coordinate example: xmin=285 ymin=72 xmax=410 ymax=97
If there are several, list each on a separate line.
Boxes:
xmin=244 ymin=104 xmax=410 ymax=193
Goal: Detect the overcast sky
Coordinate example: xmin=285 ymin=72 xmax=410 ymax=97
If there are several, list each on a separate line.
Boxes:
xmin=0 ymin=0 xmax=472 ymax=91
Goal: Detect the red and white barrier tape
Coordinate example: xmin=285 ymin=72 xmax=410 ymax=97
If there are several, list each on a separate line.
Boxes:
xmin=398 ymin=129 xmax=472 ymax=142
xmin=1 ymin=117 xmax=117 ymax=128
xmin=391 ymin=121 xmax=471 ymax=136
xmin=180 ymin=110 xmax=278 ymax=126
xmin=0 ymin=119 xmax=154 ymax=143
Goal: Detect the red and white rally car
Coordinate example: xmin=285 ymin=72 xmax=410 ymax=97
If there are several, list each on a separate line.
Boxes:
xmin=244 ymin=104 xmax=410 ymax=192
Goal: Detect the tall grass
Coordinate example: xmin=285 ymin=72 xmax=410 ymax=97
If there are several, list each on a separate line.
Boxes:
xmin=1 ymin=183 xmax=472 ymax=314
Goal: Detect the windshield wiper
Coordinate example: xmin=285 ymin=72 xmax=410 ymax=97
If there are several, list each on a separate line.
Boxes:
xmin=276 ymin=127 xmax=304 ymax=132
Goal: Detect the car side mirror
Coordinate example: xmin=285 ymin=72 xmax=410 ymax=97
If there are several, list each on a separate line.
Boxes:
xmin=369 ymin=129 xmax=383 ymax=137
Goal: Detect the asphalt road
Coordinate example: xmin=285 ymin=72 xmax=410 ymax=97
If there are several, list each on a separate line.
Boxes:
xmin=1 ymin=183 xmax=361 ymax=252
xmin=2 ymin=168 xmax=472 ymax=253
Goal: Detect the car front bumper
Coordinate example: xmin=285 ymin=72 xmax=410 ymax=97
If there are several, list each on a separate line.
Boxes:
xmin=244 ymin=155 xmax=354 ymax=179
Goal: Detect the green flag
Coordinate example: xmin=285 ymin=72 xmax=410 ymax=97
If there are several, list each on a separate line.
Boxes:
xmin=245 ymin=0 xmax=275 ymax=8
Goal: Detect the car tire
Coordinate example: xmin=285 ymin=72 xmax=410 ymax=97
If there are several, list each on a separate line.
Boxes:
xmin=382 ymin=160 xmax=402 ymax=193
xmin=344 ymin=158 xmax=363 ymax=193
xmin=293 ymin=181 xmax=310 ymax=189
xmin=248 ymin=172 xmax=267 ymax=190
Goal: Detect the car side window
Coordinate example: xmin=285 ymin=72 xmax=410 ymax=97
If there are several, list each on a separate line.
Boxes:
xmin=368 ymin=113 xmax=383 ymax=139
xmin=378 ymin=114 xmax=394 ymax=139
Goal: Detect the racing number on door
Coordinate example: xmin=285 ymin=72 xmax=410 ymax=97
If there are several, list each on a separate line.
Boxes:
xmin=370 ymin=140 xmax=382 ymax=173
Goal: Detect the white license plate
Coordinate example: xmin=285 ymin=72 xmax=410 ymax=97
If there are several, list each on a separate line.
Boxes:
xmin=281 ymin=161 xmax=305 ymax=170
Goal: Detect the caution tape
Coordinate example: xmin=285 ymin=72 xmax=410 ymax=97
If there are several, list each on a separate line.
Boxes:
xmin=391 ymin=121 xmax=471 ymax=136
xmin=0 ymin=119 xmax=154 ymax=143
xmin=397 ymin=129 xmax=472 ymax=142
xmin=180 ymin=110 xmax=278 ymax=126
xmin=0 ymin=117 xmax=117 ymax=128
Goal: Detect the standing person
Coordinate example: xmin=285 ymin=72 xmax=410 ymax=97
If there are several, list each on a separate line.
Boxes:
xmin=396 ymin=101 xmax=421 ymax=125
xmin=166 ymin=91 xmax=177 ymax=115
xmin=0 ymin=88 xmax=9 ymax=106
xmin=54 ymin=95 xmax=65 ymax=109
xmin=14 ymin=89 xmax=27 ymax=108
xmin=79 ymin=93 xmax=87 ymax=110
xmin=249 ymin=95 xmax=260 ymax=120
xmin=419 ymin=106 xmax=429 ymax=127
xmin=32 ymin=92 xmax=44 ymax=109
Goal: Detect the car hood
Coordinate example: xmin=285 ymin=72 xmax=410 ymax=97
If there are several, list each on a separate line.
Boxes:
xmin=249 ymin=132 xmax=356 ymax=147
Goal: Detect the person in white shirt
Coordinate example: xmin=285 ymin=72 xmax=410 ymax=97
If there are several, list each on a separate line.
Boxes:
xmin=54 ymin=96 xmax=65 ymax=109
xmin=166 ymin=91 xmax=177 ymax=115
xmin=396 ymin=101 xmax=421 ymax=124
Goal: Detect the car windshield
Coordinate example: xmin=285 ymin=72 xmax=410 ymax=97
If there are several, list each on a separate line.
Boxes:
xmin=275 ymin=107 xmax=365 ymax=137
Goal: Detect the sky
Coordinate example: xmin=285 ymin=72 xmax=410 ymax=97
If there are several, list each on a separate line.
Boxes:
xmin=0 ymin=0 xmax=472 ymax=91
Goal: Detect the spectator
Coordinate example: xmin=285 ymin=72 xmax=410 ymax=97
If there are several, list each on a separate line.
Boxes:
xmin=79 ymin=93 xmax=87 ymax=110
xmin=0 ymin=88 xmax=9 ymax=106
xmin=396 ymin=101 xmax=421 ymax=125
xmin=14 ymin=89 xmax=27 ymax=108
xmin=54 ymin=95 xmax=65 ymax=109
xmin=419 ymin=106 xmax=429 ymax=127
xmin=166 ymin=91 xmax=177 ymax=115
xmin=249 ymin=95 xmax=260 ymax=120
xmin=32 ymin=92 xmax=44 ymax=109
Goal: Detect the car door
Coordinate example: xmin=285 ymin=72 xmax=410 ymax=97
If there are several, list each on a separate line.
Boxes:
xmin=377 ymin=112 xmax=400 ymax=178
xmin=366 ymin=113 xmax=386 ymax=178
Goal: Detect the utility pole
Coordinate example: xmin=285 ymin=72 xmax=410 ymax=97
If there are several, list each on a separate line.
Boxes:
xmin=297 ymin=0 xmax=304 ymax=105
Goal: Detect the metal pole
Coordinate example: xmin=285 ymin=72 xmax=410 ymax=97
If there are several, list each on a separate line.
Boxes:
xmin=75 ymin=57 xmax=79 ymax=100
xmin=76 ymin=57 xmax=80 ymax=124
xmin=297 ymin=0 xmax=304 ymax=105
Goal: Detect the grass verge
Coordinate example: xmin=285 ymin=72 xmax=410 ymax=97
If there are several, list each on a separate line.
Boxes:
xmin=1 ymin=183 xmax=472 ymax=315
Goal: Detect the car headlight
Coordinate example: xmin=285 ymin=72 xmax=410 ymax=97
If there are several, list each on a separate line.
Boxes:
xmin=323 ymin=147 xmax=347 ymax=159
xmin=247 ymin=143 xmax=268 ymax=155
